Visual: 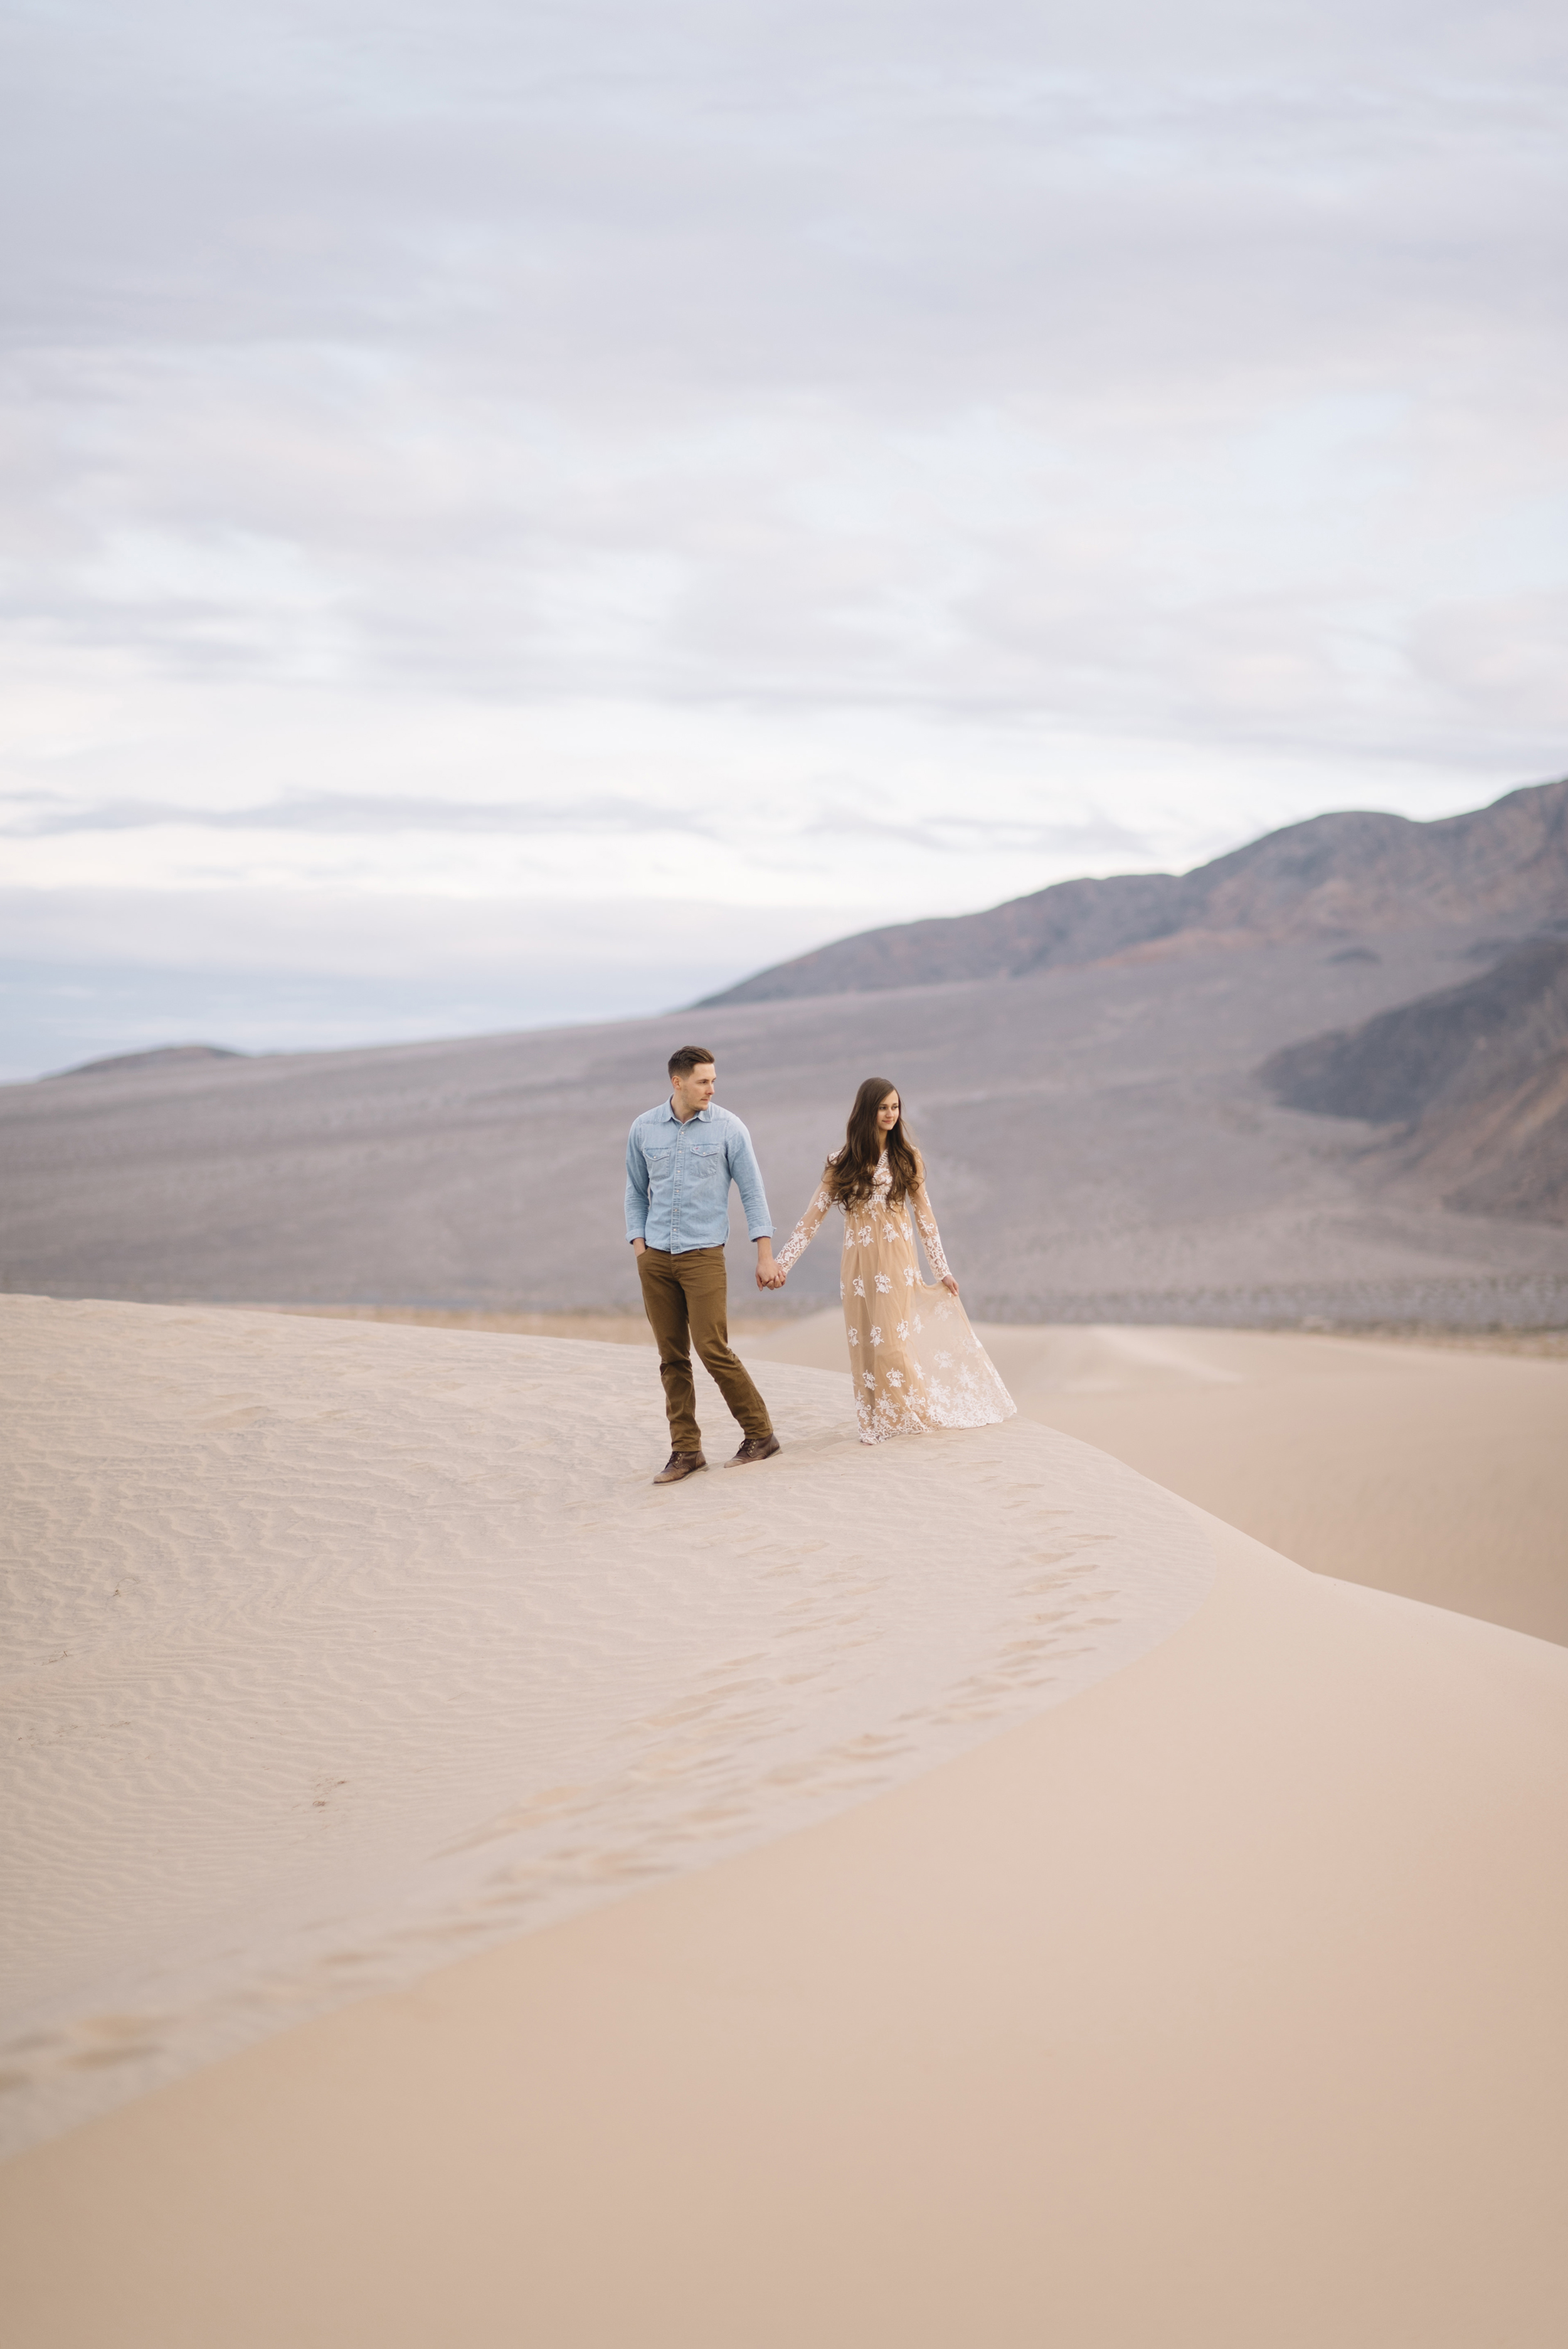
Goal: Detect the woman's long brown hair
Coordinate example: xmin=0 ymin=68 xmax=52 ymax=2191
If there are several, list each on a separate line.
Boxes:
xmin=824 ymin=1076 xmax=921 ymax=1209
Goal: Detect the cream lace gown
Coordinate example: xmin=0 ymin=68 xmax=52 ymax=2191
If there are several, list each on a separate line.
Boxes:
xmin=774 ymin=1151 xmax=1017 ymax=1444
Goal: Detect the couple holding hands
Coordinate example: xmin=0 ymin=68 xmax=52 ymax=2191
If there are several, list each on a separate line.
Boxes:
xmin=627 ymin=1044 xmax=1015 ymax=1483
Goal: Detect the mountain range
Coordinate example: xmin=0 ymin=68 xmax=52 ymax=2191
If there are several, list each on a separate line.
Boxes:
xmin=4 ymin=777 xmax=1567 ymax=1323
xmin=701 ymin=778 xmax=1568 ymax=1005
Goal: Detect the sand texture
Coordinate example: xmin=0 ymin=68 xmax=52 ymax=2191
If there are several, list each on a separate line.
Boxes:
xmin=738 ymin=1312 xmax=1568 ymax=1645
xmin=0 ymin=1296 xmax=1212 ymax=2158
xmin=4 ymin=1508 xmax=1566 ymax=2347
xmin=5 ymin=921 xmax=1568 ymax=1327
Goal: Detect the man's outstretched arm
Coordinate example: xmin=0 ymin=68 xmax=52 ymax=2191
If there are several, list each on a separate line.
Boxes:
xmin=727 ymin=1123 xmax=778 ymax=1287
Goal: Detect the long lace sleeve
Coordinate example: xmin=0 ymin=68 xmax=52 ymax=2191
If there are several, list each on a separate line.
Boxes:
xmin=909 ymin=1167 xmax=952 ymax=1281
xmin=775 ymin=1164 xmax=837 ymax=1273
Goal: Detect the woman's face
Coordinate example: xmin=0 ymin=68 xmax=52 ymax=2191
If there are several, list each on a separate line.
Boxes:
xmin=876 ymin=1090 xmax=900 ymax=1135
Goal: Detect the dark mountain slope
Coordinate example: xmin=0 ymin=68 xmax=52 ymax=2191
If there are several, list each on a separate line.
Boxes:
xmin=1439 ymin=1058 xmax=1568 ymax=1223
xmin=1259 ymin=939 xmax=1568 ymax=1226
xmin=700 ymin=777 xmax=1568 ymax=1007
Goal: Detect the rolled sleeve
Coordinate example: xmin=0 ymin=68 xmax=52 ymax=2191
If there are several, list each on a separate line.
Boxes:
xmin=728 ymin=1123 xmax=774 ymax=1240
xmin=625 ymin=1125 xmax=651 ymax=1243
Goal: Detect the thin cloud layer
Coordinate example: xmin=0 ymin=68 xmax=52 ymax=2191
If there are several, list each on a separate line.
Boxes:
xmin=0 ymin=792 xmax=718 ymax=839
xmin=1 ymin=0 xmax=1565 ymax=1061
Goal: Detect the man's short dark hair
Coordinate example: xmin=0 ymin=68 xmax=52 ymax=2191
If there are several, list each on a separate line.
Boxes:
xmin=668 ymin=1044 xmax=716 ymax=1079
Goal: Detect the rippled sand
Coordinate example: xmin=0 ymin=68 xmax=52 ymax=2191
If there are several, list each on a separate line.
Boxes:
xmin=4 ymin=1296 xmax=1568 ymax=2347
xmin=731 ymin=1308 xmax=1568 ymax=1645
xmin=0 ymin=1296 xmax=1212 ymax=2156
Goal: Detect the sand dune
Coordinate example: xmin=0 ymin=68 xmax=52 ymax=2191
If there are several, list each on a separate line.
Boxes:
xmin=0 ymin=1296 xmax=1209 ymax=2158
xmin=5 ymin=1297 xmax=1565 ymax=2346
xmin=262 ymin=1302 xmax=1568 ymax=1646
xmin=738 ymin=1311 xmax=1568 ymax=1645
xmin=4 ymin=1516 xmax=1565 ymax=2345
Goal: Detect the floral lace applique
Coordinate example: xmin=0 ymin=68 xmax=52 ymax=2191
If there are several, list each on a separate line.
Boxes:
xmin=772 ymin=1146 xmax=1015 ymax=1444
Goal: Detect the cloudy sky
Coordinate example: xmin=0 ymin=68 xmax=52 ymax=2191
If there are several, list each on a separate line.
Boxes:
xmin=2 ymin=0 xmax=1565 ymax=1074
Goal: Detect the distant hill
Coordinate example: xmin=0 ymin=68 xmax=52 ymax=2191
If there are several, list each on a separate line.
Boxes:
xmin=50 ymin=1044 xmax=246 ymax=1081
xmin=5 ymin=919 xmax=1567 ymax=1324
xmin=699 ymin=777 xmax=1568 ymax=1007
xmin=1260 ymin=938 xmax=1568 ymax=1226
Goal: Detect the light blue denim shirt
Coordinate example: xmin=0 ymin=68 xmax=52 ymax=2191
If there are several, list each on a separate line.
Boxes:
xmin=625 ymin=1101 xmax=774 ymax=1253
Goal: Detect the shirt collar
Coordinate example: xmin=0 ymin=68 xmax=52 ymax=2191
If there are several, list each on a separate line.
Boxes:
xmin=662 ymin=1099 xmax=714 ymax=1123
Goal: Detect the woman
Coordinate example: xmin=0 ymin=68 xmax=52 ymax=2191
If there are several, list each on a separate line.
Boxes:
xmin=768 ymin=1078 xmax=1015 ymax=1445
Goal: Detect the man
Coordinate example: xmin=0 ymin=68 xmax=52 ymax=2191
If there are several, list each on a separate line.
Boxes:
xmin=626 ymin=1045 xmax=781 ymax=1485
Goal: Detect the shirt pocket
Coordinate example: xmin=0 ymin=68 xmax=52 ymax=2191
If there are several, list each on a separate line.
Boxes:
xmin=644 ymin=1145 xmax=674 ymax=1174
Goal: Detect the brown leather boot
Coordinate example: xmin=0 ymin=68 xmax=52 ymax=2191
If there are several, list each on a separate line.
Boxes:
xmin=652 ymin=1450 xmax=707 ymax=1484
xmin=726 ymin=1433 xmax=781 ymax=1466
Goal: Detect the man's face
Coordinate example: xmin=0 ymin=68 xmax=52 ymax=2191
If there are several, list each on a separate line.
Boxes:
xmin=671 ymin=1061 xmax=716 ymax=1115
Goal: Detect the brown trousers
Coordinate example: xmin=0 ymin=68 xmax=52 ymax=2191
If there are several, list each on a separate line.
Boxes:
xmin=635 ymin=1244 xmax=773 ymax=1455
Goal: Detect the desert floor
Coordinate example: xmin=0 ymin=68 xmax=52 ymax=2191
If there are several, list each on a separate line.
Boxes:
xmin=8 ymin=923 xmax=1568 ymax=1332
xmin=3 ymin=1296 xmax=1566 ymax=2346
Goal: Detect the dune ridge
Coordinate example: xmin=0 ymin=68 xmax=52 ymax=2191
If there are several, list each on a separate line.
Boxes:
xmin=737 ymin=1310 xmax=1568 ymax=1645
xmin=245 ymin=1303 xmax=1568 ymax=1646
xmin=0 ymin=1295 xmax=1212 ymax=2158
xmin=4 ymin=1510 xmax=1566 ymax=2346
